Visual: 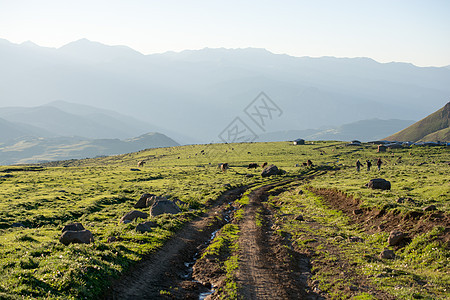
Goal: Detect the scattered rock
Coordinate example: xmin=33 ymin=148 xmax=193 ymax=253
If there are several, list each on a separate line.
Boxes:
xmin=134 ymin=193 xmax=156 ymax=208
xmin=60 ymin=230 xmax=94 ymax=245
xmin=107 ymin=236 xmax=120 ymax=243
xmin=388 ymin=230 xmax=405 ymax=246
xmin=136 ymin=221 xmax=158 ymax=233
xmin=261 ymin=164 xmax=280 ymax=177
xmin=349 ymin=236 xmax=364 ymax=243
xmin=120 ymin=210 xmax=148 ymax=224
xmin=294 ymin=214 xmax=304 ymax=221
xmin=423 ymin=205 xmax=437 ymax=212
xmin=380 ymin=249 xmax=395 ymax=259
xmin=62 ymin=222 xmax=85 ymax=233
xmin=366 ymin=178 xmax=391 ymax=190
xmin=150 ymin=200 xmax=181 ymax=217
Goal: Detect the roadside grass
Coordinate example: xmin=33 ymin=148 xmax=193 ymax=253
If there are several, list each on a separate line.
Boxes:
xmin=267 ymin=186 xmax=449 ymax=299
xmin=0 ymin=141 xmax=448 ymax=298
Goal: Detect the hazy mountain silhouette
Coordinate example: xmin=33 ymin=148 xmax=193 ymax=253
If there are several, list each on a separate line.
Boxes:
xmin=0 ymin=101 xmax=195 ymax=144
xmin=0 ymin=132 xmax=179 ymax=165
xmin=385 ymin=102 xmax=449 ymax=142
xmin=1 ymin=38 xmax=449 ymax=142
xmin=253 ymin=119 xmax=414 ymax=142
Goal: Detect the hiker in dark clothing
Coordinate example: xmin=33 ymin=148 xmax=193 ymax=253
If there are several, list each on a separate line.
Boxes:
xmin=366 ymin=160 xmax=372 ymax=171
xmin=356 ymin=159 xmax=362 ymax=172
xmin=377 ymin=158 xmax=382 ymax=171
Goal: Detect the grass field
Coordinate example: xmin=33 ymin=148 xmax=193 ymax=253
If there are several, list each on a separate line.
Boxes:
xmin=0 ymin=141 xmax=448 ymax=299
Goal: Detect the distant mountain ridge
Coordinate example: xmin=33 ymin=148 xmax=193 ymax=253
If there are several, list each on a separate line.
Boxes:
xmin=0 ymin=132 xmax=179 ymax=165
xmin=1 ymin=38 xmax=449 ymax=142
xmin=253 ymin=118 xmax=415 ymax=142
xmin=384 ymin=102 xmax=450 ymax=142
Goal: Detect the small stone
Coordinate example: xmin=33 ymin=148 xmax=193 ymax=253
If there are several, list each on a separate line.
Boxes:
xmin=380 ymin=249 xmax=395 ymax=259
xmin=120 ymin=210 xmax=148 ymax=223
xmin=349 ymin=236 xmax=364 ymax=243
xmin=295 ymin=215 xmax=304 ymax=221
xmin=60 ymin=230 xmax=94 ymax=245
xmin=388 ymin=230 xmax=405 ymax=246
xmin=62 ymin=223 xmax=85 ymax=233
xmin=423 ymin=205 xmax=437 ymax=212
xmin=136 ymin=221 xmax=157 ymax=233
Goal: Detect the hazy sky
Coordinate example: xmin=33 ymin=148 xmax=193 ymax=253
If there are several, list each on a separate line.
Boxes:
xmin=1 ymin=0 xmax=449 ymax=67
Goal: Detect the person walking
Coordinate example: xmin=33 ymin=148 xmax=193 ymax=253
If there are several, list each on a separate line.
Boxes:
xmin=356 ymin=159 xmax=362 ymax=172
xmin=366 ymin=159 xmax=372 ymax=171
xmin=377 ymin=158 xmax=382 ymax=171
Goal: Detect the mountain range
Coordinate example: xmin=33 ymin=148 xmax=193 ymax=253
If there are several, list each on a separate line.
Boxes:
xmin=1 ymin=38 xmax=449 ymax=142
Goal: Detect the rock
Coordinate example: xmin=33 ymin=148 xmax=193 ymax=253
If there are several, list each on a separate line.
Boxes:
xmin=62 ymin=222 xmax=85 ymax=233
xmin=134 ymin=193 xmax=156 ymax=208
xmin=353 ymin=209 xmax=363 ymax=215
xmin=60 ymin=230 xmax=94 ymax=245
xmin=367 ymin=178 xmax=391 ymax=190
xmin=261 ymin=164 xmax=279 ymax=177
xmin=136 ymin=221 xmax=157 ymax=233
xmin=147 ymin=195 xmax=167 ymax=208
xmin=423 ymin=205 xmax=437 ymax=211
xmin=388 ymin=230 xmax=405 ymax=246
xmin=295 ymin=214 xmax=304 ymax=221
xmin=120 ymin=210 xmax=148 ymax=224
xmin=380 ymin=249 xmax=395 ymax=259
xmin=150 ymin=200 xmax=181 ymax=217
xmin=107 ymin=236 xmax=119 ymax=243
xmin=349 ymin=236 xmax=364 ymax=243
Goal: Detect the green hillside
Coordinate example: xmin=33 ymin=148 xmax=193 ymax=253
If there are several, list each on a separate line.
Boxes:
xmin=0 ymin=141 xmax=448 ymax=299
xmin=384 ymin=102 xmax=449 ymax=142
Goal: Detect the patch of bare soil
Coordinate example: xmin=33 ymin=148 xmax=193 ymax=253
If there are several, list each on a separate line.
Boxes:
xmin=310 ymin=188 xmax=450 ymax=246
xmin=104 ymin=186 xmax=247 ymax=300
xmin=236 ymin=183 xmax=316 ymax=300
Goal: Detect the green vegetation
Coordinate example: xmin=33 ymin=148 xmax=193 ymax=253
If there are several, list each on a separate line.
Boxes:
xmin=0 ymin=140 xmax=448 ymax=298
xmin=385 ymin=101 xmax=449 ymax=142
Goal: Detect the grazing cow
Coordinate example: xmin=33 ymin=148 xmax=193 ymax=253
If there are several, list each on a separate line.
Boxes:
xmin=307 ymin=160 xmax=313 ymax=166
xmin=137 ymin=160 xmax=146 ymax=168
xmin=220 ymin=163 xmax=229 ymax=172
xmin=261 ymin=162 xmax=268 ymax=168
xmin=248 ymin=163 xmax=259 ymax=169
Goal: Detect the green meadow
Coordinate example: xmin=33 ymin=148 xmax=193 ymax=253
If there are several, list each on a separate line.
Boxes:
xmin=0 ymin=141 xmax=448 ymax=299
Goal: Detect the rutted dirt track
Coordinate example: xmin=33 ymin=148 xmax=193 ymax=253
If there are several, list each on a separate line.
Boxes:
xmin=105 ymin=178 xmax=442 ymax=299
xmin=105 ymin=186 xmax=247 ymax=299
xmin=237 ymin=181 xmax=315 ymax=300
xmin=105 ymin=180 xmax=314 ymax=299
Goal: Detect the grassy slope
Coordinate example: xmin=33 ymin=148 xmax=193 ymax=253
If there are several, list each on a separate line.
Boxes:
xmin=0 ymin=141 xmax=448 ymax=299
xmin=385 ymin=102 xmax=449 ymax=142
xmin=419 ymin=127 xmax=450 ymax=142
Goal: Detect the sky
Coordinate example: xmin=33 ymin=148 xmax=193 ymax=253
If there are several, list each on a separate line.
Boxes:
xmin=0 ymin=0 xmax=449 ymax=67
